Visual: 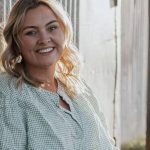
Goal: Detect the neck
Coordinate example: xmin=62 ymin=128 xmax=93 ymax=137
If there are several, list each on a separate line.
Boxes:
xmin=26 ymin=65 xmax=57 ymax=92
xmin=40 ymin=78 xmax=58 ymax=93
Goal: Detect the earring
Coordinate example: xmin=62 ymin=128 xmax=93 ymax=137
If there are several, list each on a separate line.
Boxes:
xmin=16 ymin=55 xmax=22 ymax=63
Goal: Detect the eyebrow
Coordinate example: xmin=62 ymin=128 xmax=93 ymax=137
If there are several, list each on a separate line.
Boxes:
xmin=22 ymin=20 xmax=58 ymax=31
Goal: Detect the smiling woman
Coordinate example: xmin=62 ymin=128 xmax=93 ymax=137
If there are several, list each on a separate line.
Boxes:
xmin=18 ymin=5 xmax=65 ymax=82
xmin=0 ymin=0 xmax=119 ymax=150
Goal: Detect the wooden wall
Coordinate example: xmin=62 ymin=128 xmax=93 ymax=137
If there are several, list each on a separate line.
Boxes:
xmin=79 ymin=0 xmax=121 ymax=145
xmin=121 ymin=0 xmax=148 ymax=144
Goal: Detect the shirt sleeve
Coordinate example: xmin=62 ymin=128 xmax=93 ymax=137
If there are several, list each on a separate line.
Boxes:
xmin=0 ymin=91 xmax=27 ymax=150
xmin=82 ymin=81 xmax=120 ymax=150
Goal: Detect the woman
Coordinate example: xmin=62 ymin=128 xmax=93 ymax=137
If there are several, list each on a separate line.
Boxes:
xmin=0 ymin=0 xmax=119 ymax=149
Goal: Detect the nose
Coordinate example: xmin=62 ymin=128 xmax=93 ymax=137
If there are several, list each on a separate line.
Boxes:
xmin=38 ymin=31 xmax=51 ymax=45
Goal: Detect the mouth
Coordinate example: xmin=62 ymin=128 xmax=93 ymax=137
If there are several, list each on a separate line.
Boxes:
xmin=36 ymin=47 xmax=54 ymax=54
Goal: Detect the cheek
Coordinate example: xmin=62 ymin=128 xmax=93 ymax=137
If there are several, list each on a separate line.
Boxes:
xmin=59 ymin=32 xmax=65 ymax=47
xmin=19 ymin=39 xmax=36 ymax=61
xmin=20 ymin=37 xmax=36 ymax=51
xmin=54 ymin=28 xmax=65 ymax=46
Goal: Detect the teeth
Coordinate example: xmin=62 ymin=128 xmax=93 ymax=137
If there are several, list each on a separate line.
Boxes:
xmin=38 ymin=48 xmax=53 ymax=53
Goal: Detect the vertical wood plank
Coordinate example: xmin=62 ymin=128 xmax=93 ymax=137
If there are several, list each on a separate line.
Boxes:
xmin=79 ymin=0 xmax=120 ymax=146
xmin=58 ymin=0 xmax=79 ymax=47
xmin=121 ymin=0 xmax=148 ymax=144
xmin=3 ymin=0 xmax=6 ymax=23
xmin=146 ymin=1 xmax=150 ymax=149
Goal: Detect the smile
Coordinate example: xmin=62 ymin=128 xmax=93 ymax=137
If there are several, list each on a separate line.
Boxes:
xmin=37 ymin=47 xmax=54 ymax=53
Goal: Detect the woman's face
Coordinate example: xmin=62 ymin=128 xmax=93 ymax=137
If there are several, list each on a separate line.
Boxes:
xmin=18 ymin=5 xmax=65 ymax=71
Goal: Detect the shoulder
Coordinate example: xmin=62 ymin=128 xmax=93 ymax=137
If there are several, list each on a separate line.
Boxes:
xmin=0 ymin=72 xmax=15 ymax=84
xmin=0 ymin=73 xmax=28 ymax=115
xmin=0 ymin=72 xmax=13 ymax=81
xmin=80 ymin=80 xmax=100 ymax=109
xmin=0 ymin=72 xmax=18 ymax=95
xmin=78 ymin=80 xmax=108 ymax=122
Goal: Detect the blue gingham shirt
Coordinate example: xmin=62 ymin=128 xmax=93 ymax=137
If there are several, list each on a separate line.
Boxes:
xmin=0 ymin=73 xmax=119 ymax=150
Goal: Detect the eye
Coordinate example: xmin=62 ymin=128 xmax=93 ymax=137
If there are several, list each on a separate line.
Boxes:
xmin=25 ymin=30 xmax=37 ymax=36
xmin=47 ymin=25 xmax=58 ymax=32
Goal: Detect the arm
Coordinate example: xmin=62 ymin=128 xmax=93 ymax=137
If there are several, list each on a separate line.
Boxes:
xmin=0 ymin=91 xmax=27 ymax=150
xmin=82 ymin=81 xmax=119 ymax=150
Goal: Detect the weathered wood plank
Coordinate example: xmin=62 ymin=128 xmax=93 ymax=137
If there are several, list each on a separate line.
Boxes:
xmin=121 ymin=0 xmax=148 ymax=144
xmin=79 ymin=0 xmax=121 ymax=146
xmin=146 ymin=1 xmax=150 ymax=149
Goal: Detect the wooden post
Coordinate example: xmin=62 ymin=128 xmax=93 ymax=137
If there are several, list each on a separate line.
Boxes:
xmin=121 ymin=0 xmax=148 ymax=144
xmin=109 ymin=0 xmax=117 ymax=7
xmin=146 ymin=1 xmax=150 ymax=149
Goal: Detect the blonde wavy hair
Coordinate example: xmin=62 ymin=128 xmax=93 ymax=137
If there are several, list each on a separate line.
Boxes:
xmin=1 ymin=0 xmax=85 ymax=98
xmin=0 ymin=23 xmax=4 ymax=72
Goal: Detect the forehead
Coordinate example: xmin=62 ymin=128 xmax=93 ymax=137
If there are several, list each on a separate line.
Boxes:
xmin=22 ymin=5 xmax=57 ymax=27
